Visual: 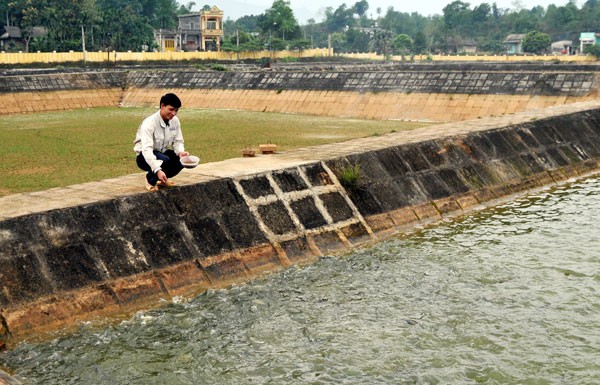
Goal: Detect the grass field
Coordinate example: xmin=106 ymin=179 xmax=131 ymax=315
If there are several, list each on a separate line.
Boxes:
xmin=1 ymin=107 xmax=434 ymax=196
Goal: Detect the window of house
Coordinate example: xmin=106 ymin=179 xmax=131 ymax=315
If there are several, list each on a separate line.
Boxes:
xmin=206 ymin=19 xmax=218 ymax=30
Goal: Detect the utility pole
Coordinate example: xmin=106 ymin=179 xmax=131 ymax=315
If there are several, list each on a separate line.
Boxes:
xmin=81 ymin=25 xmax=86 ymax=63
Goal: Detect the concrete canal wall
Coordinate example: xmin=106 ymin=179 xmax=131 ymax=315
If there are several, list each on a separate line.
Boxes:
xmin=1 ymin=64 xmax=599 ymax=120
xmin=0 ymin=71 xmax=125 ymax=114
xmin=1 ymin=100 xmax=599 ymax=348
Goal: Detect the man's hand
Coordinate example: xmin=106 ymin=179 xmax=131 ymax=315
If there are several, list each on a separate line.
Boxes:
xmin=178 ymin=151 xmax=189 ymax=158
xmin=157 ymin=170 xmax=168 ymax=184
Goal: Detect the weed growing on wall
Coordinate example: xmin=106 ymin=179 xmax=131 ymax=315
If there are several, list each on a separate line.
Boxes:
xmin=337 ymin=163 xmax=362 ymax=190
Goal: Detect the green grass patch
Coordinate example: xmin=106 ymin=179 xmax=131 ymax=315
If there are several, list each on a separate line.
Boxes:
xmin=336 ymin=163 xmax=362 ymax=189
xmin=1 ymin=107 xmax=433 ymax=196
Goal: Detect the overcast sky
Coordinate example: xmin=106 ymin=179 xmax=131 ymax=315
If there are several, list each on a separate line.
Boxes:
xmin=210 ymin=0 xmax=572 ymax=24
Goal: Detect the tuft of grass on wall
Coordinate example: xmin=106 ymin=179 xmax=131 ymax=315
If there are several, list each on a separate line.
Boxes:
xmin=336 ymin=163 xmax=362 ymax=189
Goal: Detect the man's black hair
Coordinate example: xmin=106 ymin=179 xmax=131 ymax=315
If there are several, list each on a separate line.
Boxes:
xmin=160 ymin=93 xmax=182 ymax=109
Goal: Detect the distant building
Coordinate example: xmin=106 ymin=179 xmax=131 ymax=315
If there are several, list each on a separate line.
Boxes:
xmin=579 ymin=32 xmax=600 ymax=53
xmin=0 ymin=25 xmax=47 ymax=52
xmin=0 ymin=26 xmax=23 ymax=51
xmin=447 ymin=37 xmax=478 ymax=53
xmin=356 ymin=27 xmax=383 ymax=36
xmin=504 ymin=34 xmax=526 ymax=54
xmin=154 ymin=6 xmax=224 ymax=52
xmin=551 ymin=40 xmax=573 ymax=55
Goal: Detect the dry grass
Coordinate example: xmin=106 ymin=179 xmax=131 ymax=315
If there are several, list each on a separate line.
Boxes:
xmin=1 ymin=107 xmax=434 ymax=196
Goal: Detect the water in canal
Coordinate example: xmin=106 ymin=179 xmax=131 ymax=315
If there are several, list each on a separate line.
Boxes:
xmin=1 ymin=177 xmax=600 ymax=384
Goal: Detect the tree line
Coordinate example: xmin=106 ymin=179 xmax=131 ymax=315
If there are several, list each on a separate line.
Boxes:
xmin=3 ymin=0 xmax=600 ymax=55
xmin=223 ymin=0 xmax=600 ymax=55
xmin=2 ymin=0 xmax=198 ymax=52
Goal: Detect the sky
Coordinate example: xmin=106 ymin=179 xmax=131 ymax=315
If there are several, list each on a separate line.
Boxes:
xmin=208 ymin=0 xmax=573 ymax=24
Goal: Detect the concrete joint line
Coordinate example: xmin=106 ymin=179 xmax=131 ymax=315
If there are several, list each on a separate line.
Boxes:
xmin=301 ymin=218 xmax=363 ymax=236
xmin=296 ymin=167 xmax=335 ymax=225
xmin=265 ymin=173 xmax=306 ymax=233
xmin=245 ymin=194 xmax=280 ymax=206
xmin=243 ymin=184 xmax=339 ymax=207
xmin=231 ymin=179 xmax=280 ymax=243
xmin=320 ymin=162 xmax=374 ymax=235
xmin=176 ymin=221 xmax=204 ymax=262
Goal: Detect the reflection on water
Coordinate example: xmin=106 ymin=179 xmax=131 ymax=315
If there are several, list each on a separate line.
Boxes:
xmin=2 ymin=178 xmax=600 ymax=384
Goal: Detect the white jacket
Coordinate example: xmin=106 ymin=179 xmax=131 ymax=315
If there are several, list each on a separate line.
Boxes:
xmin=133 ymin=111 xmax=185 ymax=173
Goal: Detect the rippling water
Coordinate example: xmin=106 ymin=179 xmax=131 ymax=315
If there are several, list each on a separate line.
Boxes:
xmin=2 ymin=177 xmax=600 ymax=384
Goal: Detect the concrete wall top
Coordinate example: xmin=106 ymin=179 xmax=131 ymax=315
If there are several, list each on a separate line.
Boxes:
xmin=126 ymin=69 xmax=598 ymax=96
xmin=1 ymin=63 xmax=599 ymax=96
xmin=265 ymin=61 xmax=600 ymax=73
xmin=0 ymin=71 xmax=125 ymax=93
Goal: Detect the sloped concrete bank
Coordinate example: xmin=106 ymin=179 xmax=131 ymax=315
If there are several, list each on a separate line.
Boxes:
xmin=2 ymin=65 xmax=599 ymax=120
xmin=1 ymin=102 xmax=600 ymax=349
xmin=123 ymin=68 xmax=600 ymax=121
xmin=0 ymin=71 xmax=124 ymax=114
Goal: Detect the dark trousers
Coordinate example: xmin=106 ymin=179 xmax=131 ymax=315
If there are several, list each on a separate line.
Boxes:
xmin=136 ymin=149 xmax=183 ymax=186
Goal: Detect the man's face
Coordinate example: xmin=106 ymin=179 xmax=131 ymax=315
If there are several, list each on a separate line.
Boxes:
xmin=160 ymin=104 xmax=179 ymax=122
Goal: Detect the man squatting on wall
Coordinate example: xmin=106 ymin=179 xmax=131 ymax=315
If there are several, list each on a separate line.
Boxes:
xmin=134 ymin=93 xmax=190 ymax=192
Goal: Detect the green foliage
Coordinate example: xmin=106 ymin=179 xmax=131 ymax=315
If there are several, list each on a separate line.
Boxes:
xmin=208 ymin=63 xmax=227 ymax=71
xmin=522 ymin=30 xmax=551 ymax=53
xmin=324 ymin=3 xmax=356 ymax=33
xmin=329 ymin=32 xmax=347 ymax=52
xmin=392 ymin=34 xmax=413 ymax=54
xmin=353 ymin=0 xmax=369 ymax=18
xmin=584 ymin=44 xmax=600 ymax=59
xmin=6 ymin=0 xmax=600 ymax=55
xmin=269 ymin=37 xmax=287 ymax=50
xmin=257 ymin=0 xmax=300 ymax=40
xmin=346 ymin=29 xmax=370 ymax=53
xmin=286 ymin=39 xmax=311 ymax=50
xmin=336 ymin=163 xmax=362 ymax=189
xmin=443 ymin=1 xmax=471 ymax=32
xmin=412 ymin=31 xmax=428 ymax=54
xmin=369 ymin=30 xmax=394 ymax=56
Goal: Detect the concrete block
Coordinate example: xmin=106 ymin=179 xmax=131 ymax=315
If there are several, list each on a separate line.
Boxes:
xmin=258 ymin=201 xmax=297 ymax=235
xmin=237 ymin=244 xmax=282 ymax=275
xmin=319 ymin=192 xmax=354 ymax=223
xmin=364 ymin=212 xmax=395 ymax=232
xmin=388 ymin=207 xmax=419 ymax=226
xmin=280 ymin=236 xmax=320 ymax=262
xmin=201 ymin=255 xmax=249 ymax=283
xmin=339 ymin=223 xmax=372 ymax=244
xmin=432 ymin=197 xmax=462 ymax=214
xmin=109 ymin=273 xmax=165 ymax=303
xmin=156 ymin=260 xmax=210 ymax=294
xmin=312 ymin=231 xmax=348 ymax=255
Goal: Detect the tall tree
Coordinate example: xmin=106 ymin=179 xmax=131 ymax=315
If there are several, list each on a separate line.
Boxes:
xmin=7 ymin=0 xmax=44 ymax=51
xmin=324 ymin=4 xmax=355 ymax=33
xmin=443 ymin=0 xmax=471 ymax=32
xmin=353 ymin=0 xmax=369 ymax=17
xmin=236 ymin=15 xmax=259 ymax=32
xmin=413 ymin=30 xmax=428 ymax=53
xmin=522 ymin=30 xmax=550 ymax=53
xmin=257 ymin=0 xmax=299 ymax=40
xmin=392 ymin=33 xmax=412 ymax=54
